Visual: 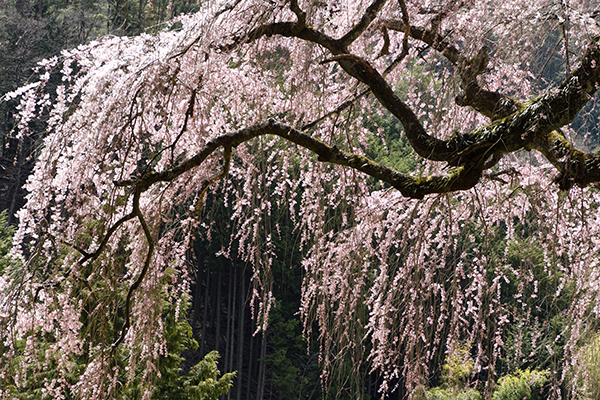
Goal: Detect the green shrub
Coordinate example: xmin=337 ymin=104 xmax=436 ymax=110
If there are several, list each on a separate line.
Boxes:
xmin=491 ymin=369 xmax=548 ymax=400
xmin=424 ymin=343 xmax=480 ymax=400
xmin=443 ymin=343 xmax=475 ymax=390
xmin=423 ymin=342 xmax=548 ymax=400
xmin=426 ymin=387 xmax=481 ymax=400
xmin=179 ymin=351 xmax=235 ymax=400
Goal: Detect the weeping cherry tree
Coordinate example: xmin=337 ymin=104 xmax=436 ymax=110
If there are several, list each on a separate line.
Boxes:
xmin=2 ymin=0 xmax=600 ymax=398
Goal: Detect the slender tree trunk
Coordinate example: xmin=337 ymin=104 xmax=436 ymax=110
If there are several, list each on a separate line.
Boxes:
xmin=225 ymin=264 xmax=233 ymax=374
xmin=227 ymin=265 xmax=237 ymax=400
xmin=223 ymin=262 xmax=233 ymax=400
xmin=215 ymin=270 xmax=222 ymax=353
xmin=137 ymin=0 xmax=144 ymax=34
xmin=256 ymin=332 xmax=267 ymax=400
xmin=246 ymin=332 xmax=254 ymax=400
xmin=193 ymin=257 xmax=201 ymax=326
xmin=236 ymin=268 xmax=245 ymax=400
xmin=200 ymin=260 xmax=209 ymax=356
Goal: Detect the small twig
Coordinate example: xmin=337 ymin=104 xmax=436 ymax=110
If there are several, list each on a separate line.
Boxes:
xmin=484 ymin=167 xmax=520 ymax=184
xmin=398 ymin=0 xmax=411 ymax=54
xmin=561 ymin=22 xmax=571 ymax=77
xmin=170 ymin=83 xmax=199 ymax=163
xmin=194 ymin=145 xmax=232 ymax=216
xmin=142 ymin=78 xmax=201 ymax=172
xmin=111 ymin=188 xmax=154 ymax=350
xmin=320 ymin=54 xmax=370 ymax=65
xmin=301 ymin=88 xmax=370 ymax=131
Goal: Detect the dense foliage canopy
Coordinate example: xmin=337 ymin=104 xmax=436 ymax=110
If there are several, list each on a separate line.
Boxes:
xmin=2 ymin=0 xmax=600 ymax=398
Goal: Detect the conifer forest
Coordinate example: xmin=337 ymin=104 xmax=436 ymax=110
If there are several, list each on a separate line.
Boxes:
xmin=2 ymin=0 xmax=600 ymax=399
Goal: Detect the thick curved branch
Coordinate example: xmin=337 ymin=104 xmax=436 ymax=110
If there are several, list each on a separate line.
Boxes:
xmin=302 ymin=43 xmax=412 ymax=131
xmin=289 ymin=0 xmax=306 ymax=33
xmin=397 ymin=0 xmax=410 ymax=54
xmin=115 ymin=119 xmax=480 ymax=199
xmin=450 ymin=38 xmax=600 ymax=175
xmin=240 ymin=0 xmax=388 ymax=52
xmin=526 ymin=40 xmax=600 ymax=189
xmin=225 ymin=21 xmax=346 ymax=55
xmin=338 ymin=0 xmax=389 ymax=48
xmin=323 ymin=54 xmax=458 ymax=161
xmin=384 ymin=19 xmax=520 ymax=120
xmin=531 ymin=129 xmax=600 ymax=190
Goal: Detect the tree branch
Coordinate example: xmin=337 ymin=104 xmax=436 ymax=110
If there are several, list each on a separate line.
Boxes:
xmin=225 ymin=15 xmax=459 ymax=163
xmin=302 ymin=41 xmax=412 ymax=131
xmin=526 ymin=40 xmax=600 ymax=188
xmin=112 ymin=188 xmax=154 ymax=349
xmin=115 ymin=119 xmax=483 ymax=199
xmin=384 ymin=19 xmax=521 ymax=120
xmin=322 ymin=54 xmax=459 ymax=162
xmin=449 ymin=37 xmax=600 ymax=173
xmin=301 ymin=88 xmax=370 ymax=130
xmin=224 ymin=22 xmax=345 ymax=55
xmin=289 ymin=0 xmax=306 ymax=34
xmin=338 ymin=0 xmax=389 ymax=48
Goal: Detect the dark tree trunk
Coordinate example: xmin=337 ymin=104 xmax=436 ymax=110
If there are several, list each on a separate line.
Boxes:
xmin=236 ymin=268 xmax=245 ymax=400
xmin=227 ymin=264 xmax=237 ymax=400
xmin=215 ymin=270 xmax=222 ymax=353
xmin=246 ymin=331 xmax=254 ymax=400
xmin=257 ymin=332 xmax=267 ymax=400
xmin=137 ymin=0 xmax=144 ymax=34
xmin=199 ymin=259 xmax=209 ymax=356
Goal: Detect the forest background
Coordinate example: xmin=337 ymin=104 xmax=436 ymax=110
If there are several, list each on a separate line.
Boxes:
xmin=1 ymin=0 xmax=600 ymax=399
